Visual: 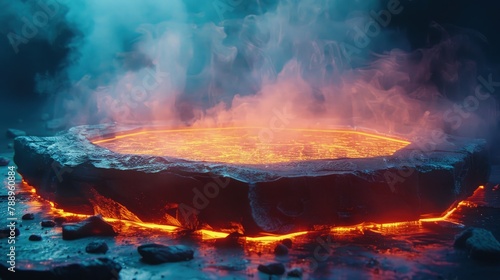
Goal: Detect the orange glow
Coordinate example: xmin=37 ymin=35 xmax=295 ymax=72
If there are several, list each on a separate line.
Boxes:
xmin=330 ymin=186 xmax=485 ymax=234
xmin=46 ymin=201 xmax=308 ymax=243
xmin=24 ymin=175 xmax=484 ymax=242
xmin=39 ymin=186 xmax=484 ymax=243
xmin=92 ymin=127 xmax=410 ymax=164
xmin=418 ymin=201 xmax=469 ymax=223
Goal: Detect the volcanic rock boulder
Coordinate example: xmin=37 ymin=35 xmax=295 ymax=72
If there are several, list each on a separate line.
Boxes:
xmin=454 ymin=228 xmax=500 ymax=260
xmin=14 ymin=124 xmax=490 ymax=235
xmin=22 ymin=213 xmax=35 ymax=220
xmin=62 ymin=215 xmax=117 ymax=240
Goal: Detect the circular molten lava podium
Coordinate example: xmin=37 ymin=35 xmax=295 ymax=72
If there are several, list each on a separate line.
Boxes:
xmin=14 ymin=124 xmax=490 ymax=235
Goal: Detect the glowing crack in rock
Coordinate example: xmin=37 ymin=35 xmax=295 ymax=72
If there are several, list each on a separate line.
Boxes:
xmin=92 ymin=127 xmax=411 ymax=164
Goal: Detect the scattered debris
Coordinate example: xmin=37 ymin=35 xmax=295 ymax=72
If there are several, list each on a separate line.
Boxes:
xmin=454 ymin=227 xmax=500 ymax=260
xmin=257 ymin=262 xmax=285 ymax=275
xmin=62 ymin=215 xmax=117 ymax=240
xmin=138 ymin=244 xmax=194 ymax=264
xmin=86 ymin=241 xmax=109 ymax=254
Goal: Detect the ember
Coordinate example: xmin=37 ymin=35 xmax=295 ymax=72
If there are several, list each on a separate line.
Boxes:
xmin=92 ymin=127 xmax=410 ymax=164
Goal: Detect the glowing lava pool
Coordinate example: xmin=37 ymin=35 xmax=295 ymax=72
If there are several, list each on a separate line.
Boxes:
xmin=92 ymin=127 xmax=411 ymax=164
xmin=13 ymin=124 xmax=490 ymax=234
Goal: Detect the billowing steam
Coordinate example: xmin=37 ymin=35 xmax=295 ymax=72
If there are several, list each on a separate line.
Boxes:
xmin=10 ymin=0 xmax=498 ymax=139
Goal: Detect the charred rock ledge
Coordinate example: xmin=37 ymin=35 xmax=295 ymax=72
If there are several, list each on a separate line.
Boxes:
xmin=14 ymin=124 xmax=490 ymax=235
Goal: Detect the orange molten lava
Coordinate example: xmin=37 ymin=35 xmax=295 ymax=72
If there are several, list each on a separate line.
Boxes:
xmin=92 ymin=127 xmax=410 ymax=164
xmin=46 ymin=186 xmax=484 ymax=242
xmin=24 ymin=178 xmax=484 ymax=243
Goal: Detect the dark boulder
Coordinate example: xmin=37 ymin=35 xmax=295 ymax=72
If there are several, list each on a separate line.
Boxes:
xmin=29 ymin=234 xmax=42 ymax=241
xmin=22 ymin=213 xmax=35 ymax=220
xmin=454 ymin=227 xmax=500 ymax=260
xmin=62 ymin=215 xmax=117 ymax=240
xmin=274 ymin=243 xmax=289 ymax=256
xmin=137 ymin=244 xmax=194 ymax=264
xmin=257 ymin=262 xmax=285 ymax=275
xmin=41 ymin=220 xmax=56 ymax=227
xmin=86 ymin=241 xmax=109 ymax=254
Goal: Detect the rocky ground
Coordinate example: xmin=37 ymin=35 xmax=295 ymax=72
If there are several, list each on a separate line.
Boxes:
xmin=0 ymin=134 xmax=500 ymax=279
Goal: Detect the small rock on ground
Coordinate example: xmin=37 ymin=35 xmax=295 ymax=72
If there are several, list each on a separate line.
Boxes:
xmin=62 ymin=215 xmax=117 ymax=240
xmin=22 ymin=213 xmax=35 ymax=220
xmin=29 ymin=234 xmax=42 ymax=241
xmin=41 ymin=220 xmax=56 ymax=227
xmin=138 ymin=244 xmax=194 ymax=264
xmin=257 ymin=262 xmax=285 ymax=275
xmin=86 ymin=241 xmax=109 ymax=254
